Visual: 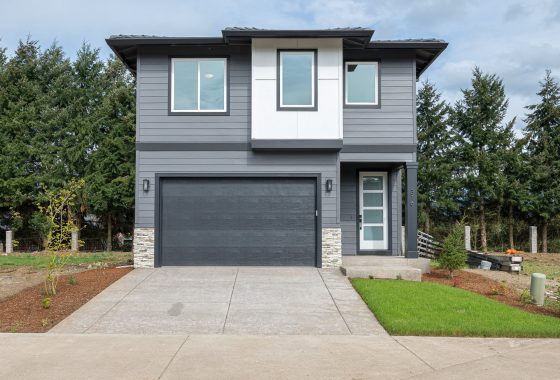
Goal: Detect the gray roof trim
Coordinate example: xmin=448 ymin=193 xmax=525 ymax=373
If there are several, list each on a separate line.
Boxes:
xmin=341 ymin=144 xmax=417 ymax=154
xmin=365 ymin=40 xmax=448 ymax=78
xmin=107 ymin=31 xmax=447 ymax=78
xmin=107 ymin=36 xmax=225 ymax=46
xmin=222 ymin=27 xmax=374 ymax=45
xmin=251 ymin=139 xmax=343 ymax=151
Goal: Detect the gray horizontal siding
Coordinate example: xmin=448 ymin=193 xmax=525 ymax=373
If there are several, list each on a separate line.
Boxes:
xmin=340 ymin=164 xmax=402 ymax=256
xmin=135 ymin=151 xmax=339 ymax=229
xmin=137 ymin=45 xmax=251 ymax=144
xmin=343 ymin=55 xmax=415 ymax=146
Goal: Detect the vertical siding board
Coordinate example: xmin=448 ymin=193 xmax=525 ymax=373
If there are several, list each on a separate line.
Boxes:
xmin=343 ymin=57 xmax=415 ymax=146
xmin=136 ymin=151 xmax=340 ymax=229
xmin=137 ymin=46 xmax=252 ymax=143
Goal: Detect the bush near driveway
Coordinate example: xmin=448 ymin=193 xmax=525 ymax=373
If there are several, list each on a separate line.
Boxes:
xmin=352 ymin=278 xmax=560 ymax=338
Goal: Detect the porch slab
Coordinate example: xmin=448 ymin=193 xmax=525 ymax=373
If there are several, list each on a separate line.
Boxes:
xmin=341 ymin=265 xmax=422 ymax=281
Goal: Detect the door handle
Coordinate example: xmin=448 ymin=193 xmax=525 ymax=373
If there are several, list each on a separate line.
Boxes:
xmin=358 ymin=214 xmax=362 ymax=230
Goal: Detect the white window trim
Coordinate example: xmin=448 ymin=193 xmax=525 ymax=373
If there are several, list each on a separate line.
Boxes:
xmin=359 ymin=171 xmax=389 ymax=250
xmin=344 ymin=61 xmax=379 ymax=106
xmin=279 ymin=50 xmax=316 ymax=108
xmin=170 ymin=57 xmax=227 ymax=113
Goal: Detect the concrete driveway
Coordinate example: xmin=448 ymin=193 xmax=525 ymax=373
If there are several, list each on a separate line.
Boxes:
xmin=50 ymin=267 xmax=386 ymax=335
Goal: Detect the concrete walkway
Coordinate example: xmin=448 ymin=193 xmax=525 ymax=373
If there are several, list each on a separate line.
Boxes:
xmin=1 ymin=334 xmax=558 ymax=379
xmin=50 ymin=267 xmax=386 ymax=335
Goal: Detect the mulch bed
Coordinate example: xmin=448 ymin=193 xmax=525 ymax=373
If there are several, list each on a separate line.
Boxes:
xmin=0 ymin=267 xmax=132 ymax=333
xmin=424 ymin=269 xmax=560 ymax=318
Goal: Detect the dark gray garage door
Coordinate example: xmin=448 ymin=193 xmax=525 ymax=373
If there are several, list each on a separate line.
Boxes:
xmin=159 ymin=177 xmax=317 ymax=266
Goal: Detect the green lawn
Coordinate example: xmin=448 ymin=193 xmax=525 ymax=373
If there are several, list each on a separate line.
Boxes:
xmin=352 ymin=278 xmax=560 ymax=338
xmin=0 ymin=252 xmax=132 ymax=269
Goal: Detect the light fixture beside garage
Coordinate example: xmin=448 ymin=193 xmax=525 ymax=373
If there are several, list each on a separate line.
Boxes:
xmin=143 ymin=179 xmax=150 ymax=192
xmin=326 ymin=179 xmax=333 ymax=192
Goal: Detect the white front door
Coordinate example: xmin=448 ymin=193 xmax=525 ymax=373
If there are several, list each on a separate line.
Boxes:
xmin=359 ymin=172 xmax=388 ymax=251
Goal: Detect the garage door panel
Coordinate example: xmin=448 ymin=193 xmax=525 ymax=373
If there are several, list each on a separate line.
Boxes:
xmin=162 ymin=246 xmax=315 ymax=266
xmin=163 ymin=210 xmax=315 ymax=229
xmin=162 ymin=229 xmax=315 ymax=247
xmin=160 ymin=177 xmax=317 ymax=266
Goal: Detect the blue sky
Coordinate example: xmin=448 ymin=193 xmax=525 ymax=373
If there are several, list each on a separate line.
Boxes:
xmin=1 ymin=0 xmax=559 ymax=131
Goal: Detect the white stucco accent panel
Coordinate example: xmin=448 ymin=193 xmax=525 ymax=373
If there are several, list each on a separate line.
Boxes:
xmin=251 ymin=38 xmax=343 ymax=141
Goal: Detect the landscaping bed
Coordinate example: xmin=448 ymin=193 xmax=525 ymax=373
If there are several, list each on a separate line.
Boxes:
xmin=424 ymin=268 xmax=560 ymax=318
xmin=0 ymin=267 xmax=132 ymax=333
xmin=352 ymin=278 xmax=560 ymax=337
xmin=0 ymin=252 xmax=132 ymax=301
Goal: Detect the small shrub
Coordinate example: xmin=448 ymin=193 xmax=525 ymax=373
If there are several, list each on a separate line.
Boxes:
xmin=396 ymin=274 xmax=403 ymax=280
xmin=490 ymin=284 xmax=505 ymax=296
xmin=519 ymin=289 xmax=531 ymax=304
xmin=41 ymin=318 xmax=50 ymax=327
xmin=368 ymin=275 xmax=374 ymax=280
xmin=68 ymin=276 xmax=77 ymax=285
xmin=42 ymin=297 xmax=52 ymax=309
xmin=438 ymin=222 xmax=467 ymax=279
xmin=9 ymin=323 xmax=20 ymax=333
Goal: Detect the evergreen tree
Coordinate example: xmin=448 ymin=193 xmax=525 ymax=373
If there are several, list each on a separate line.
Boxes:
xmin=501 ymin=139 xmax=526 ymax=249
xmin=523 ymin=70 xmax=560 ymax=253
xmin=85 ymin=57 xmax=136 ymax=251
xmin=417 ymin=81 xmax=456 ymax=234
xmin=453 ymin=67 xmax=514 ymax=252
xmin=0 ymin=38 xmax=44 ymax=212
xmin=62 ymin=44 xmax=106 ymax=228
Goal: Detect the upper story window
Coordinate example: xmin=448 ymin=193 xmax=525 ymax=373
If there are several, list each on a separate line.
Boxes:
xmin=345 ymin=61 xmax=379 ymax=107
xmin=170 ymin=58 xmax=227 ymax=113
xmin=278 ymin=50 xmax=317 ymax=111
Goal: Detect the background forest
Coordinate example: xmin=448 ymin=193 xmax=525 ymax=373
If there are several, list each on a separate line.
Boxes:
xmin=0 ymin=39 xmax=559 ymax=253
xmin=0 ymin=39 xmax=135 ymax=251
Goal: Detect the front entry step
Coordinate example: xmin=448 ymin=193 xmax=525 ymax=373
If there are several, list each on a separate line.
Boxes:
xmin=341 ymin=265 xmax=422 ymax=282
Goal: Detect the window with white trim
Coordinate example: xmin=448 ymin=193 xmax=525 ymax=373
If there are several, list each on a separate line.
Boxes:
xmin=345 ymin=61 xmax=379 ymax=106
xmin=278 ymin=50 xmax=316 ymax=109
xmin=171 ymin=58 xmax=227 ymax=112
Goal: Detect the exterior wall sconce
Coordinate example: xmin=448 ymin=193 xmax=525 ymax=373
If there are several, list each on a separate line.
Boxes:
xmin=143 ymin=179 xmax=150 ymax=192
xmin=326 ymin=179 xmax=333 ymax=192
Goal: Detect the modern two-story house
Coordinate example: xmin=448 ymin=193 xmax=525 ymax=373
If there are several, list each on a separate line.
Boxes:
xmin=107 ymin=28 xmax=447 ymax=272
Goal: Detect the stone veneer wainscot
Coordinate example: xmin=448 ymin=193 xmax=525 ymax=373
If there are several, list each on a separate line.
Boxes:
xmin=322 ymin=227 xmax=342 ymax=268
xmin=133 ymin=228 xmax=155 ymax=268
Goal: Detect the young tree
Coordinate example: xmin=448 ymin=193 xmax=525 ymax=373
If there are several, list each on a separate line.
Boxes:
xmin=417 ymin=81 xmax=456 ymax=234
xmin=453 ymin=67 xmax=515 ymax=252
xmin=86 ymin=57 xmax=135 ymax=251
xmin=523 ymin=70 xmax=560 ymax=253
xmin=39 ymin=178 xmax=84 ymax=296
xmin=439 ymin=222 xmax=467 ymax=278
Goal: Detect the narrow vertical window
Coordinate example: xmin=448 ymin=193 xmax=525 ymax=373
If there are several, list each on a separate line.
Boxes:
xmin=278 ymin=50 xmax=316 ymax=110
xmin=171 ymin=58 xmax=227 ymax=113
xmin=345 ymin=62 xmax=379 ymax=106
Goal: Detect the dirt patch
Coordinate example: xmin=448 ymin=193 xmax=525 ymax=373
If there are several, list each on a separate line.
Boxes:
xmin=423 ymin=269 xmax=560 ymax=318
xmin=465 ymin=268 xmax=560 ymax=296
xmin=0 ymin=267 xmax=132 ymax=333
xmin=0 ymin=267 xmax=46 ymax=301
xmin=0 ymin=266 xmax=92 ymax=301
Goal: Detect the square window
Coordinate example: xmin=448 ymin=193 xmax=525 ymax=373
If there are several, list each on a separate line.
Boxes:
xmin=345 ymin=62 xmax=378 ymax=106
xmin=171 ymin=58 xmax=227 ymax=113
xmin=363 ymin=193 xmax=383 ymax=207
xmin=364 ymin=210 xmax=383 ymax=224
xmin=363 ymin=176 xmax=383 ymax=190
xmin=364 ymin=226 xmax=384 ymax=241
xmin=278 ymin=50 xmax=316 ymax=110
